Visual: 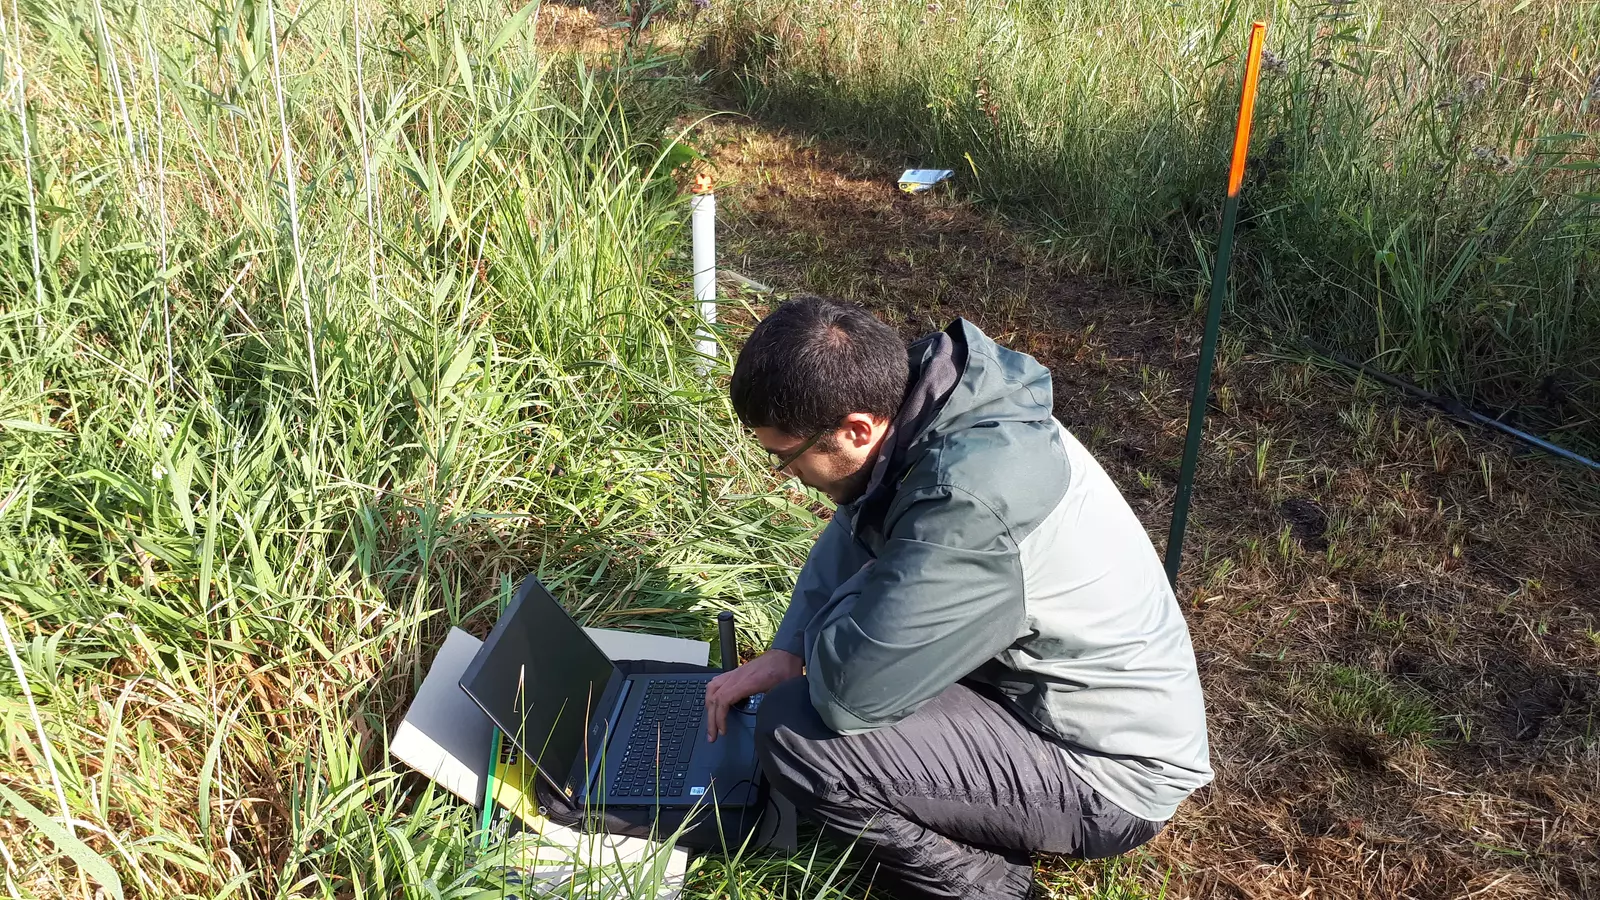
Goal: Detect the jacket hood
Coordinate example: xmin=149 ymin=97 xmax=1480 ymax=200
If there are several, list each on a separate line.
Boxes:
xmin=855 ymin=319 xmax=1055 ymax=511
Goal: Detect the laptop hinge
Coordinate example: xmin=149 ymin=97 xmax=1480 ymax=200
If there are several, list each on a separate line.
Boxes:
xmin=578 ymin=675 xmax=632 ymax=800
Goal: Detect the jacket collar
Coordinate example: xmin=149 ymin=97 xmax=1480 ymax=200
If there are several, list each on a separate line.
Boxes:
xmin=845 ymin=320 xmax=967 ymax=523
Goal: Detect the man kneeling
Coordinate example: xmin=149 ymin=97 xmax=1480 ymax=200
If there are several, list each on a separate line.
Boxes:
xmin=704 ymin=297 xmax=1213 ymax=900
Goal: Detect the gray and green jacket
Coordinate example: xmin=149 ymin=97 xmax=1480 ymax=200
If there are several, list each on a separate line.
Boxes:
xmin=774 ymin=319 xmax=1213 ymax=822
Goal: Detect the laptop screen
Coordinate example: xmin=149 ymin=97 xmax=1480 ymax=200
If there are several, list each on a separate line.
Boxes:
xmin=459 ymin=576 xmax=618 ymax=793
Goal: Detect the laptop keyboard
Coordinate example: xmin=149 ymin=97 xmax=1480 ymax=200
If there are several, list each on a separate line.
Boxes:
xmin=610 ymin=679 xmax=703 ymax=798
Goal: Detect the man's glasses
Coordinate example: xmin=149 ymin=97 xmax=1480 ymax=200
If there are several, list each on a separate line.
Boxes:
xmin=769 ymin=429 xmax=828 ymax=474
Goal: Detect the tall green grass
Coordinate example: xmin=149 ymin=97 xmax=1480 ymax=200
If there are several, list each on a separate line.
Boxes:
xmin=0 ymin=1 xmax=821 ymax=896
xmin=694 ymin=0 xmax=1600 ymax=454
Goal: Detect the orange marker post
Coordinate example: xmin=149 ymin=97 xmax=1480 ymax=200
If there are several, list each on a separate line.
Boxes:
xmin=1227 ymin=23 xmax=1267 ymax=198
xmin=1165 ymin=21 xmax=1268 ymax=587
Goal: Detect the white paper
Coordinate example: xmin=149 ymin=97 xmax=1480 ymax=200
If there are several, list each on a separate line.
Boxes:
xmin=486 ymin=825 xmax=689 ymax=898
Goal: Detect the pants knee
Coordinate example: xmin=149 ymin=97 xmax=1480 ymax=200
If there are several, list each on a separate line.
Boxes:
xmin=754 ymin=676 xmax=837 ymax=800
xmin=754 ymin=676 xmax=811 ymax=759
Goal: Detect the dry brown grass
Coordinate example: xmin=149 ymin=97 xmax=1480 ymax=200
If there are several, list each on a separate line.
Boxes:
xmin=535 ymin=2 xmax=629 ymax=55
xmin=694 ymin=118 xmax=1600 ymax=900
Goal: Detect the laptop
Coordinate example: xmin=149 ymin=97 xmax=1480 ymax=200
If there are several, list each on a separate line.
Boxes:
xmin=459 ymin=575 xmax=762 ymax=809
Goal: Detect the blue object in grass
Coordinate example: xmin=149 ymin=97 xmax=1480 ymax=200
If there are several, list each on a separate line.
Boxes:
xmin=898 ymin=169 xmax=954 ymax=193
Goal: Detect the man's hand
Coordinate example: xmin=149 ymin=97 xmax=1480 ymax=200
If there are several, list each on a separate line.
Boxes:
xmin=704 ymin=649 xmax=803 ymax=742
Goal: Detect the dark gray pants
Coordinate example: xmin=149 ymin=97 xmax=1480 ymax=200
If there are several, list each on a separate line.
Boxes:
xmin=754 ymin=678 xmax=1162 ymax=900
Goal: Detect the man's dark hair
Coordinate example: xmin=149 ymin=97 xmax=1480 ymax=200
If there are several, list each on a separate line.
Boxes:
xmin=730 ymin=296 xmax=909 ymax=436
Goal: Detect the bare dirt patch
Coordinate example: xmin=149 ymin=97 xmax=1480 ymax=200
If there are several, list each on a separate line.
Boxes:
xmin=534 ymin=2 xmax=627 ymax=54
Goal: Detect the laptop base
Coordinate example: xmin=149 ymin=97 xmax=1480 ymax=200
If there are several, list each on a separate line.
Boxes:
xmin=591 ymin=672 xmax=762 ymax=808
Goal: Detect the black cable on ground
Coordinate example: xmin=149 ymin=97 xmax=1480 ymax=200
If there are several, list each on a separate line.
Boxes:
xmin=1322 ymin=351 xmax=1600 ymax=473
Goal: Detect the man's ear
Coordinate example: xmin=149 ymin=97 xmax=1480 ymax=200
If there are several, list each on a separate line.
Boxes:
xmin=838 ymin=412 xmax=886 ymax=449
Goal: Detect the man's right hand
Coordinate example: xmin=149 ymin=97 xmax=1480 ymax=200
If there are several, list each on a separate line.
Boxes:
xmin=704 ymin=649 xmax=803 ymax=742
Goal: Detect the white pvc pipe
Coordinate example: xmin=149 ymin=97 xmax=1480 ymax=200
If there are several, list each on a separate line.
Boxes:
xmin=691 ymin=191 xmax=716 ymax=361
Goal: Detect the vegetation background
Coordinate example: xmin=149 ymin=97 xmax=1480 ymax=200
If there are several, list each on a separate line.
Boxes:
xmin=1 ymin=0 xmax=1596 ymax=898
xmin=698 ymin=0 xmax=1600 ymax=455
xmin=0 ymin=0 xmax=829 ymax=896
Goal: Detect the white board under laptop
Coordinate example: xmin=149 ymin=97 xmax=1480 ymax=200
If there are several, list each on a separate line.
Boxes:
xmin=391 ymin=624 xmax=710 ymax=898
xmin=392 ymin=627 xmax=497 ymax=804
xmin=393 ymin=625 xmax=709 ymax=805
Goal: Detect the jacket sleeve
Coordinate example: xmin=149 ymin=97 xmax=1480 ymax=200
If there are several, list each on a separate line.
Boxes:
xmin=771 ymin=514 xmax=872 ymax=658
xmin=805 ymin=484 xmax=1026 ymax=734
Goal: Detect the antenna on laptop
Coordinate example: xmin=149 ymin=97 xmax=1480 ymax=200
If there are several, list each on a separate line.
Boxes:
xmin=717 ymin=611 xmax=737 ymax=672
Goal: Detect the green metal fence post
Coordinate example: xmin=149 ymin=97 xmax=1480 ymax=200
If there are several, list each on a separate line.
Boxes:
xmin=1164 ymin=21 xmax=1268 ymax=589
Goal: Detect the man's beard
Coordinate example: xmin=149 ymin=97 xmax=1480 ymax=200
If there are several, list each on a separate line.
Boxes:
xmin=799 ymin=431 xmax=888 ymax=506
xmin=825 ymin=461 xmax=876 ymax=506
xmin=820 ymin=458 xmax=876 ymax=506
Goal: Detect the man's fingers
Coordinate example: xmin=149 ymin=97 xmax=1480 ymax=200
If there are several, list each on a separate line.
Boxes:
xmin=713 ymin=700 xmax=728 ymax=740
xmin=704 ymin=680 xmax=725 ymax=740
xmin=705 ymin=664 xmax=771 ymax=741
xmin=705 ymin=695 xmax=725 ymax=742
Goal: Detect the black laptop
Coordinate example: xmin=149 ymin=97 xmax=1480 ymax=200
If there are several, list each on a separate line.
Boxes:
xmin=459 ymin=575 xmax=762 ymax=809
